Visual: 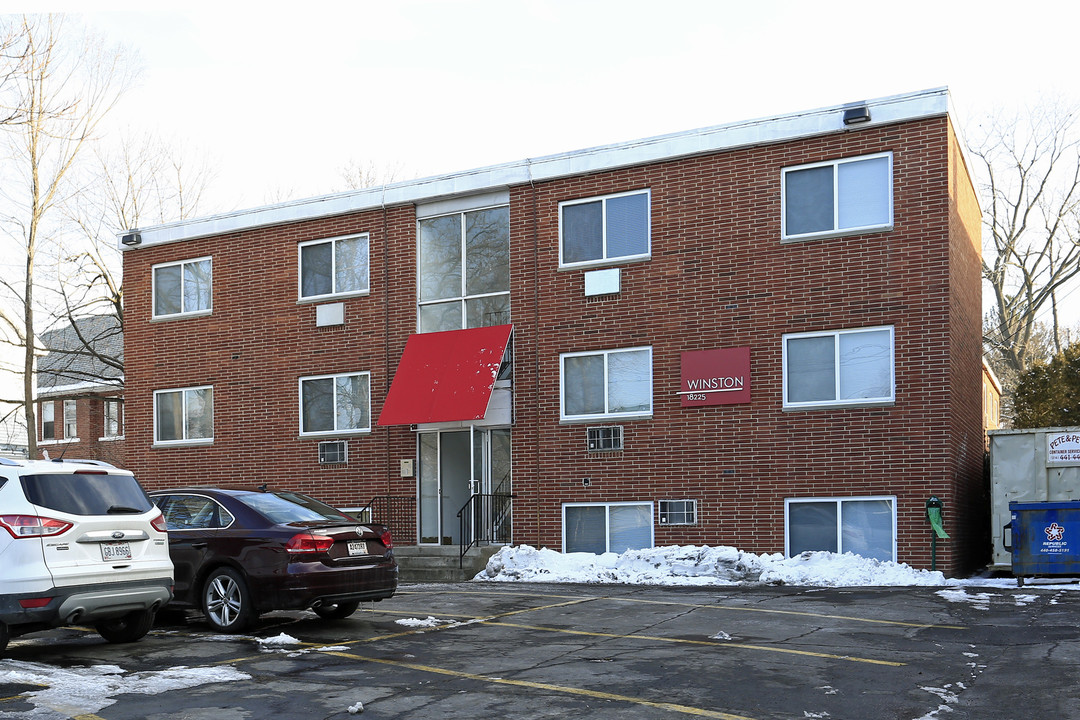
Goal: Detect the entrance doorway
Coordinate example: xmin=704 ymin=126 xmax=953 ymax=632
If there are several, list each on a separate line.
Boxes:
xmin=418 ymin=428 xmax=510 ymax=546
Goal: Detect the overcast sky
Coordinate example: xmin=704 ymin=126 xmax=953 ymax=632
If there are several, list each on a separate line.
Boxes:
xmin=9 ymin=0 xmax=1080 ymax=324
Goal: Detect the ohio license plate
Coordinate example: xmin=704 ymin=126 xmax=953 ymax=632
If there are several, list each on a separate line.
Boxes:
xmin=347 ymin=541 xmax=366 ymax=556
xmin=101 ymin=541 xmax=132 ymax=561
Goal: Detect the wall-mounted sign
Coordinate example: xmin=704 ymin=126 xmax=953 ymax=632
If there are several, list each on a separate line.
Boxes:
xmin=1048 ymin=432 xmax=1080 ymax=465
xmin=679 ymin=347 xmax=751 ymax=407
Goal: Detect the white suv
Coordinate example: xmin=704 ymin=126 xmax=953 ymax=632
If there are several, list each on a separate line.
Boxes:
xmin=0 ymin=458 xmax=173 ymax=654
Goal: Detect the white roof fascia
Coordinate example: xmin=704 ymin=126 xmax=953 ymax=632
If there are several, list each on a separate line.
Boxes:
xmin=37 ymin=380 xmax=123 ymax=398
xmin=120 ymin=87 xmax=950 ymax=250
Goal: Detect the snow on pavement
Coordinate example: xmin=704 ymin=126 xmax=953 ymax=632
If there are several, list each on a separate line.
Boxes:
xmin=0 ymin=661 xmax=249 ymax=719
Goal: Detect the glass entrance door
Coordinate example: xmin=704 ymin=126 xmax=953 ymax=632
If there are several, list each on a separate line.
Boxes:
xmin=418 ymin=428 xmax=511 ymax=546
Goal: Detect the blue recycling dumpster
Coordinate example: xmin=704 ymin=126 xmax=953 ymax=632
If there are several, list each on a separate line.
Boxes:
xmin=1007 ymin=500 xmax=1080 ymax=586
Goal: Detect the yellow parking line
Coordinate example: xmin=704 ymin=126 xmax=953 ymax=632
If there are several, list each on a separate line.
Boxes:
xmin=324 ymin=650 xmax=755 ymax=719
xmin=402 ymin=588 xmax=967 ymax=630
xmin=485 ymin=621 xmax=904 ymax=666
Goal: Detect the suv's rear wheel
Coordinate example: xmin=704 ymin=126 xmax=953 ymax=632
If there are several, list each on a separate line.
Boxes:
xmin=95 ymin=609 xmax=155 ymax=643
xmin=202 ymin=567 xmax=255 ymax=632
xmin=313 ymin=600 xmax=360 ymax=620
xmin=0 ymin=621 xmax=9 ymax=654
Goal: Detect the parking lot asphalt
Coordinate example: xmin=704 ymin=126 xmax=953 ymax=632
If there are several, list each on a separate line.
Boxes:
xmin=1 ymin=581 xmax=1079 ymax=720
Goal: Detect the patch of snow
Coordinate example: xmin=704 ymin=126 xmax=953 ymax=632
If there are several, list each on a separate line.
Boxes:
xmin=1014 ymin=594 xmax=1040 ymax=606
xmin=258 ymin=633 xmax=301 ymax=646
xmin=936 ymin=589 xmax=994 ymax=610
xmin=0 ymin=660 xmax=249 ymax=717
xmin=395 ymin=616 xmax=450 ymax=628
xmin=710 ymin=631 xmax=732 ymax=641
xmin=348 ymin=700 xmax=364 ymax=714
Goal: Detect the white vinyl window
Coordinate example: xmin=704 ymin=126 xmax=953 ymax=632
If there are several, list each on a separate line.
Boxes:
xmin=782 ymin=326 xmax=894 ymax=409
xmin=299 ymin=372 xmax=371 ymax=435
xmin=563 ymin=502 xmax=653 ymax=554
xmin=560 ymin=189 xmax=650 ymax=267
xmin=63 ymin=400 xmax=77 ymax=439
xmin=561 ymin=347 xmax=652 ymax=422
xmin=299 ymin=233 xmax=370 ymax=300
xmin=782 ymin=153 xmax=892 ymax=240
xmin=103 ymin=399 xmax=123 ymax=439
xmin=785 ymin=496 xmax=896 ymax=561
xmin=154 ymin=386 xmax=214 ymax=445
xmin=40 ymin=402 xmax=55 ymax=441
xmin=418 ymin=206 xmax=510 ymax=333
xmin=152 ymin=257 xmax=212 ymax=318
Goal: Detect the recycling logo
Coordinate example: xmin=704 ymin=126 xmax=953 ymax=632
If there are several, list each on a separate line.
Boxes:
xmin=1045 ymin=522 xmax=1066 ymax=542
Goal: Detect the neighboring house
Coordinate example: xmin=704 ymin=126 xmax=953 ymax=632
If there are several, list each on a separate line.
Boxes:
xmin=982 ymin=360 xmax=1002 ymax=442
xmin=36 ymin=315 xmax=125 ymax=465
xmin=119 ymin=88 xmax=985 ymax=575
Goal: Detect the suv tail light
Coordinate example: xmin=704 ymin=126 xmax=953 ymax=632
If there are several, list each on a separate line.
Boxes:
xmin=379 ymin=528 xmax=393 ymax=550
xmin=286 ymin=532 xmax=334 ymax=553
xmin=150 ymin=511 xmax=168 ymax=533
xmin=0 ymin=515 xmax=73 ymax=539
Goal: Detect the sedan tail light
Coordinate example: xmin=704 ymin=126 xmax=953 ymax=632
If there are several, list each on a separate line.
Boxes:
xmin=286 ymin=532 xmax=334 ymax=553
xmin=379 ymin=528 xmax=393 ymax=550
xmin=0 ymin=515 xmax=73 ymax=539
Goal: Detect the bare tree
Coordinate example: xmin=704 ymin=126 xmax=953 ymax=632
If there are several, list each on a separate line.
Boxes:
xmin=336 ymin=158 xmax=408 ymax=191
xmin=51 ymin=133 xmax=215 ymax=383
xmin=0 ymin=14 xmax=136 ymax=458
xmin=973 ymin=101 xmax=1080 ymax=403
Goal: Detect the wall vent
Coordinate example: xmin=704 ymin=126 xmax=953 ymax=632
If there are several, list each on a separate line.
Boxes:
xmin=318 ymin=440 xmax=348 ymax=464
xmin=586 ymin=426 xmax=623 ymax=452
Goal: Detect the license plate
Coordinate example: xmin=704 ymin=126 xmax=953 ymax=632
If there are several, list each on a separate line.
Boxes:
xmin=347 ymin=541 xmax=366 ymax=556
xmin=101 ymin=541 xmax=132 ymax=561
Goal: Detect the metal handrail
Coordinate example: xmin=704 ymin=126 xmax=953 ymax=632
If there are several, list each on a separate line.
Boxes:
xmin=356 ymin=495 xmax=415 ymax=540
xmin=457 ymin=492 xmax=515 ymax=567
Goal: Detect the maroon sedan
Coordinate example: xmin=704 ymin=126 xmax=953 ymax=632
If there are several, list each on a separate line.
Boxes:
xmin=150 ymin=488 xmax=396 ymax=632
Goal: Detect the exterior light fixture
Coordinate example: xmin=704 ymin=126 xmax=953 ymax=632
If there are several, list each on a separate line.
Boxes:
xmin=842 ymin=104 xmax=871 ymax=126
xmin=120 ymin=232 xmax=142 ymax=246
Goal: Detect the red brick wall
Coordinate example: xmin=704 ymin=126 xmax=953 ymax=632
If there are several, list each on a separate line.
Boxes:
xmin=122 ymin=114 xmax=984 ymax=574
xmin=37 ymin=395 xmax=126 ymax=467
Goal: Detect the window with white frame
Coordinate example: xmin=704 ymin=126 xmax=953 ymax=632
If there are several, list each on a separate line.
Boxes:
xmin=153 ymin=257 xmax=212 ymax=318
xmin=40 ymin=401 xmax=55 ymax=441
xmin=561 ymin=347 xmax=652 ymax=422
xmin=563 ymin=502 xmax=653 ymax=554
xmin=783 ymin=326 xmax=894 ymax=409
xmin=782 ymin=153 xmax=892 ymax=240
xmin=63 ymin=400 xmax=77 ymax=439
xmin=418 ymin=206 xmax=510 ymax=333
xmin=299 ymin=233 xmax=370 ymax=300
xmin=658 ymin=499 xmax=697 ymax=526
xmin=103 ymin=399 xmax=123 ymax=439
xmin=786 ymin=496 xmax=896 ymax=561
xmin=299 ymin=372 xmax=371 ymax=435
xmin=560 ymin=189 xmax=650 ymax=267
xmin=154 ymin=386 xmax=214 ymax=444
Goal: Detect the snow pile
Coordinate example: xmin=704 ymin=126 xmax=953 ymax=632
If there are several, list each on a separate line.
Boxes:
xmin=257 ymin=633 xmax=301 ymax=646
xmin=473 ymin=545 xmax=949 ymax=587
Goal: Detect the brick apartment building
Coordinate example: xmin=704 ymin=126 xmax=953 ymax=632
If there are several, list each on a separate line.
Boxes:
xmin=118 ymin=87 xmax=985 ymax=575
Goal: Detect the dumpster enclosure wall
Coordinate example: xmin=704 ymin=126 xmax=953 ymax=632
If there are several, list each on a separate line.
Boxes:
xmin=990 ymin=428 xmax=1080 ymax=568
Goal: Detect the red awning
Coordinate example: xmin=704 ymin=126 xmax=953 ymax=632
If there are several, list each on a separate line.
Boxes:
xmin=377 ymin=324 xmax=513 ymax=426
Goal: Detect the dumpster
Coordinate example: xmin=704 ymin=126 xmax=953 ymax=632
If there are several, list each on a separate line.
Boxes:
xmin=1006 ymin=500 xmax=1080 ymax=586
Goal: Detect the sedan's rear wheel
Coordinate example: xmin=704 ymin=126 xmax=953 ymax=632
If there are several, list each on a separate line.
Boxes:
xmin=202 ymin=567 xmax=255 ymax=632
xmin=95 ymin=609 xmax=156 ymax=643
xmin=313 ymin=600 xmax=360 ymax=620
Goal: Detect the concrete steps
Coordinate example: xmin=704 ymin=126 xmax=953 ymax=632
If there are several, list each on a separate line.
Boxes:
xmin=394 ymin=545 xmax=502 ymax=583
